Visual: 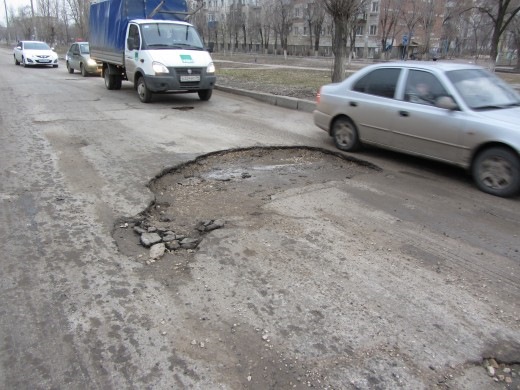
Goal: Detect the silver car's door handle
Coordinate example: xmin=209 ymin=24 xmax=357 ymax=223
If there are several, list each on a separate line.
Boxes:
xmin=399 ymin=110 xmax=409 ymax=117
xmin=349 ymin=102 xmax=357 ymax=107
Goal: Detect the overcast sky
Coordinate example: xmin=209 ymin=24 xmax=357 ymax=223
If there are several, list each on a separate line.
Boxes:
xmin=2 ymin=0 xmax=32 ymax=25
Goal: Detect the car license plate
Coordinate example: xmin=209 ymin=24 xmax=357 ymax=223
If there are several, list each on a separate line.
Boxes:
xmin=39 ymin=60 xmax=50 ymax=63
xmin=180 ymin=75 xmax=200 ymax=82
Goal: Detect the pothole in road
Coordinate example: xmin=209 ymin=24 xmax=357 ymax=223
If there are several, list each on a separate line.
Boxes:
xmin=113 ymin=146 xmax=379 ymax=265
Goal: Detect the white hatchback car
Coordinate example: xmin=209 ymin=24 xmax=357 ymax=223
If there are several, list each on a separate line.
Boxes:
xmin=314 ymin=62 xmax=520 ymax=197
xmin=13 ymin=40 xmax=59 ymax=68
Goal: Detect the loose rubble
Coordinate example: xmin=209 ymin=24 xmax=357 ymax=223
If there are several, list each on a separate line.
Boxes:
xmin=483 ymin=358 xmax=518 ymax=385
xmin=119 ymin=218 xmax=225 ymax=262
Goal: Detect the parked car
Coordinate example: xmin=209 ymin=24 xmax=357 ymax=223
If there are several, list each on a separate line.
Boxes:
xmin=65 ymin=42 xmax=102 ymax=76
xmin=313 ymin=62 xmax=520 ymax=197
xmin=13 ymin=41 xmax=58 ymax=67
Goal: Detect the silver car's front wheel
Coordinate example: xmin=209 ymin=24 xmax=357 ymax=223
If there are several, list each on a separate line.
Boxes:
xmin=473 ymin=147 xmax=520 ymax=197
xmin=332 ymin=117 xmax=360 ymax=152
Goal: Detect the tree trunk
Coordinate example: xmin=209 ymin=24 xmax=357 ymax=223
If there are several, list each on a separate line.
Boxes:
xmin=314 ymin=31 xmax=320 ymax=54
xmin=489 ymin=27 xmax=501 ymax=71
xmin=242 ymin=24 xmax=246 ymax=50
xmin=515 ymin=38 xmax=520 ymax=71
xmin=331 ymin=19 xmax=347 ymax=82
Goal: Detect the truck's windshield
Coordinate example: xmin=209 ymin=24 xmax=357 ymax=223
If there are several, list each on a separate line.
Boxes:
xmin=141 ymin=23 xmax=204 ymax=50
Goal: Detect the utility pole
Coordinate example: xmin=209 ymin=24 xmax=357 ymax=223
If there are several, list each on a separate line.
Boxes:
xmin=3 ymin=0 xmax=11 ymax=43
xmin=30 ymin=0 xmax=36 ymax=39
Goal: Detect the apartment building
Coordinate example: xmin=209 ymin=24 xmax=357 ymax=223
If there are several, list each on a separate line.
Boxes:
xmin=201 ymin=0 xmax=450 ymax=59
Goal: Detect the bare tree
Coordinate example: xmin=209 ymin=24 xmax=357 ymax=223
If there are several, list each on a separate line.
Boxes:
xmin=218 ymin=11 xmax=229 ymax=53
xmin=441 ymin=0 xmax=469 ymax=58
xmin=510 ymin=14 xmax=520 ymax=69
xmin=191 ymin=5 xmax=209 ymax=43
xmin=13 ymin=6 xmax=34 ymax=40
xmin=260 ymin=0 xmax=275 ymax=53
xmin=272 ymin=0 xmax=292 ymax=58
xmin=475 ymin=0 xmax=520 ymax=69
xmin=227 ymin=0 xmax=245 ymax=51
xmin=379 ymin=0 xmax=402 ymax=60
xmin=38 ymin=0 xmax=55 ymax=43
xmin=304 ymin=1 xmax=326 ymax=56
xmin=400 ymin=0 xmax=422 ymax=59
xmin=246 ymin=5 xmax=262 ymax=51
xmin=320 ymin=0 xmax=366 ymax=82
xmin=466 ymin=6 xmax=494 ymax=61
xmin=66 ymin=0 xmax=89 ymax=40
xmin=417 ymin=0 xmax=444 ymax=60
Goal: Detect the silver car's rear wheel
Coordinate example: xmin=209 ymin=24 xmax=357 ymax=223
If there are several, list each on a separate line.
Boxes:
xmin=472 ymin=147 xmax=520 ymax=197
xmin=332 ymin=117 xmax=360 ymax=152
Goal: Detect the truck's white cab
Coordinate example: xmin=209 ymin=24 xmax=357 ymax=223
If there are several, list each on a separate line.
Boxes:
xmin=104 ymin=19 xmax=216 ymax=102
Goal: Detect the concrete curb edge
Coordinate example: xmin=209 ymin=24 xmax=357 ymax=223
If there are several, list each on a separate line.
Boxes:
xmin=215 ymin=85 xmax=316 ymax=113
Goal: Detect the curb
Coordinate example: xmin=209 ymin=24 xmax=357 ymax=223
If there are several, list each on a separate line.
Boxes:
xmin=215 ymin=85 xmax=316 ymax=113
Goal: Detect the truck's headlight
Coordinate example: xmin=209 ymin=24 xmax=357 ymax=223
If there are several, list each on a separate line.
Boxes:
xmin=152 ymin=61 xmax=169 ymax=74
xmin=207 ymin=62 xmax=215 ymax=74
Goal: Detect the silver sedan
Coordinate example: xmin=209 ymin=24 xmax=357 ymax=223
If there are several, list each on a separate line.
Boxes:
xmin=314 ymin=62 xmax=520 ymax=197
xmin=65 ymin=42 xmax=102 ymax=76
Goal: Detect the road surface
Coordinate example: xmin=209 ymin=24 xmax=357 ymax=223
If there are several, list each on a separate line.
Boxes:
xmin=0 ymin=48 xmax=519 ymax=389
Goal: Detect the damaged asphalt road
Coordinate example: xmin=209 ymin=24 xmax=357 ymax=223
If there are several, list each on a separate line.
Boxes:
xmin=1 ymin=49 xmax=519 ymax=389
xmin=114 ymin=147 xmax=520 ymax=389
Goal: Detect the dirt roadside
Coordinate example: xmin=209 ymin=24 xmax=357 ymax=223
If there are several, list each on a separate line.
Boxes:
xmin=113 ymin=147 xmax=520 ymax=389
xmin=212 ymin=53 xmax=520 ymax=101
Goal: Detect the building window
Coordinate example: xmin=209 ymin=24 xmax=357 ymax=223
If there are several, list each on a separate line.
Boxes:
xmin=370 ymin=25 xmax=377 ymax=35
xmin=371 ymin=1 xmax=379 ymax=13
xmin=356 ymin=25 xmax=364 ymax=36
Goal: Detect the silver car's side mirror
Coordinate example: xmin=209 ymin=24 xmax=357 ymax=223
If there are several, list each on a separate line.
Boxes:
xmin=436 ymin=96 xmax=458 ymax=110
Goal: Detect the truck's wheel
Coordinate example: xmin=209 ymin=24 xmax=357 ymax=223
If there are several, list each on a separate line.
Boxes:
xmin=198 ymin=89 xmax=212 ymax=101
xmin=137 ymin=77 xmax=152 ymax=103
xmin=104 ymin=70 xmax=116 ymax=90
xmin=113 ymin=76 xmax=122 ymax=90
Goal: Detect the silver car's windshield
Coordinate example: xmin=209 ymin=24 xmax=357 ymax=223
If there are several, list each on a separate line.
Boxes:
xmin=446 ymin=69 xmax=520 ymax=110
xmin=79 ymin=43 xmax=90 ymax=54
xmin=141 ymin=23 xmax=204 ymax=50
